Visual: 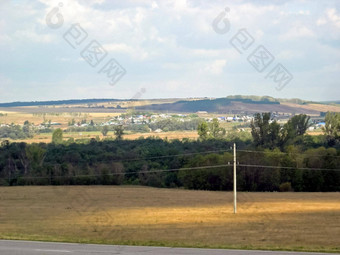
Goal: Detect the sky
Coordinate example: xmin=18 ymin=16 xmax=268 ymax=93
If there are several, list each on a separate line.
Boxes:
xmin=0 ymin=0 xmax=339 ymax=102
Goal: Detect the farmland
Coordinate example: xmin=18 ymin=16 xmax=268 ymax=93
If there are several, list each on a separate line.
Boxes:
xmin=0 ymin=96 xmax=331 ymax=144
xmin=0 ymin=97 xmax=339 ymax=253
xmin=0 ymin=186 xmax=339 ymax=252
xmin=11 ymin=131 xmax=199 ymax=144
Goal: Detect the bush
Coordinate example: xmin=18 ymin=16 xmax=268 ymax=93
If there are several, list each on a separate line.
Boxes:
xmin=279 ymin=182 xmax=293 ymax=192
xmin=0 ymin=179 xmax=9 ymax=186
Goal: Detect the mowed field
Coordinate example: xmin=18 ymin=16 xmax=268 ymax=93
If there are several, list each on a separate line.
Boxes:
xmin=0 ymin=186 xmax=339 ymax=252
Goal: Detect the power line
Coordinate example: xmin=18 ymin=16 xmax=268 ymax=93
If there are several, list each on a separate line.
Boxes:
xmin=108 ymin=149 xmax=233 ymax=162
xmin=39 ymin=149 xmax=233 ymax=165
xmin=237 ymin=149 xmax=340 ymax=159
xmin=42 ymin=147 xmax=339 ymax=166
xmin=238 ymin=164 xmax=340 ymax=172
xmin=2 ymin=163 xmax=340 ymax=182
xmin=0 ymin=164 xmax=233 ymax=181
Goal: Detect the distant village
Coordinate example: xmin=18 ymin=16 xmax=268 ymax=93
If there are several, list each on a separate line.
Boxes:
xmin=0 ymin=112 xmax=326 ymax=132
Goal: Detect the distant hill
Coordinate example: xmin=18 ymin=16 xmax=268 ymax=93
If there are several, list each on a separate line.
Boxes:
xmin=135 ymin=97 xmax=325 ymax=115
xmin=136 ymin=98 xmax=282 ymax=113
xmin=0 ymin=96 xmax=338 ymax=115
xmin=226 ymin=95 xmax=320 ymax=105
xmin=0 ymin=99 xmax=124 ymax=107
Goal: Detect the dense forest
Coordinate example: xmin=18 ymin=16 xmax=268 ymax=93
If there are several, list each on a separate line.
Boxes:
xmin=0 ymin=112 xmax=339 ymax=191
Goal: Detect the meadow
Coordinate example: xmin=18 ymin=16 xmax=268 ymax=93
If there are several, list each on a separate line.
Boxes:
xmin=0 ymin=186 xmax=339 ymax=252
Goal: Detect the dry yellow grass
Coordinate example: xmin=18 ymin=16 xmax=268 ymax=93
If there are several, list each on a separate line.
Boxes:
xmin=282 ymin=103 xmax=340 ymax=113
xmin=0 ymin=110 xmax=121 ymax=128
xmin=0 ymin=186 xmax=339 ymax=252
xmin=12 ymin=131 xmax=199 ymax=144
xmin=123 ymin=131 xmax=198 ymax=140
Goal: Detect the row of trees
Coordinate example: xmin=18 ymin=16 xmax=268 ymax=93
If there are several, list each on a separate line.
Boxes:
xmin=65 ymin=118 xmax=203 ymax=134
xmin=250 ymin=113 xmax=310 ymax=149
xmin=100 ymin=125 xmax=124 ymax=139
xmin=0 ymin=122 xmax=36 ymax=140
xmin=0 ymin=135 xmax=339 ymax=191
xmin=197 ymin=112 xmax=340 ymax=150
xmin=51 ymin=126 xmax=124 ymax=143
xmin=0 ymin=112 xmax=339 ymax=191
xmin=179 ymin=147 xmax=340 ymax=192
xmin=250 ymin=112 xmax=340 ymax=149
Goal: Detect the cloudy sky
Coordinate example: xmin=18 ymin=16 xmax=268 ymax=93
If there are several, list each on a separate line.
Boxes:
xmin=0 ymin=0 xmax=339 ymax=102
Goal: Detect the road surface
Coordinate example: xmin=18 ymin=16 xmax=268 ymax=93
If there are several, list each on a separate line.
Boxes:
xmin=0 ymin=240 xmax=337 ymax=255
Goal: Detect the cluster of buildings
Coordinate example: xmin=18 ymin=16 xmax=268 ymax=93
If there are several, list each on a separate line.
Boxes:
xmin=68 ymin=113 xmax=260 ymax=128
xmin=100 ymin=114 xmax=184 ymax=126
xmin=215 ymin=116 xmax=254 ymax=122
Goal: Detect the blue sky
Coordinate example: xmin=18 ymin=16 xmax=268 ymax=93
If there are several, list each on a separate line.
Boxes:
xmin=0 ymin=0 xmax=339 ymax=102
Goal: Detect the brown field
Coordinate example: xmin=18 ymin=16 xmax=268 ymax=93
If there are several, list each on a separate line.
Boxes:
xmin=11 ymin=131 xmax=199 ymax=144
xmin=285 ymin=103 xmax=340 ymax=113
xmin=0 ymin=110 xmax=121 ymax=128
xmin=123 ymin=131 xmax=199 ymax=140
xmin=0 ymin=186 xmax=339 ymax=252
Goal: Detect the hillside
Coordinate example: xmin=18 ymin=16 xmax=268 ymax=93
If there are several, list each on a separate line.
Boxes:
xmin=136 ymin=98 xmax=322 ymax=115
xmin=0 ymin=96 xmax=339 ymax=115
xmin=0 ymin=99 xmax=125 ymax=107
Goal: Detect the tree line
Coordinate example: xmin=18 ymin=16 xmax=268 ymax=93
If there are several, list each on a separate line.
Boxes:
xmin=0 ymin=112 xmax=339 ymax=191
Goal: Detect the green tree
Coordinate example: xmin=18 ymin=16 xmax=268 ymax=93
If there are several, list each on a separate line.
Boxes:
xmin=197 ymin=119 xmax=226 ymax=140
xmin=101 ymin=126 xmax=109 ymax=136
xmin=251 ymin=113 xmax=280 ymax=149
xmin=290 ymin=114 xmax=311 ymax=136
xmin=25 ymin=144 xmax=46 ymax=169
xmin=209 ymin=118 xmax=226 ymax=139
xmin=52 ymin=128 xmax=63 ymax=144
xmin=114 ymin=125 xmax=124 ymax=140
xmin=22 ymin=121 xmax=34 ymax=138
xmin=197 ymin=121 xmax=209 ymax=140
xmin=323 ymin=112 xmax=340 ymax=146
xmin=281 ymin=114 xmax=310 ymax=147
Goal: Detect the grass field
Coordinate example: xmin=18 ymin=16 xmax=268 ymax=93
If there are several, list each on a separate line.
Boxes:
xmin=0 ymin=186 xmax=339 ymax=252
xmin=12 ymin=131 xmax=199 ymax=143
xmin=283 ymin=103 xmax=340 ymax=113
xmin=0 ymin=110 xmax=121 ymax=128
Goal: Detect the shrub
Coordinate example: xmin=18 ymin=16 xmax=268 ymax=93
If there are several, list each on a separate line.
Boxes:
xmin=279 ymin=182 xmax=293 ymax=192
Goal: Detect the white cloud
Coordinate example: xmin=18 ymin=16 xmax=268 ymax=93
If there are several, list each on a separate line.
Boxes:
xmin=103 ymin=43 xmax=150 ymax=61
xmin=277 ymin=50 xmax=303 ymax=60
xmin=317 ymin=8 xmax=340 ymax=28
xmin=279 ymin=25 xmax=315 ymax=40
xmin=14 ymin=29 xmax=56 ymax=43
xmin=203 ymin=59 xmax=227 ymax=75
xmin=1 ymin=0 xmax=340 ymax=101
xmin=151 ymin=2 xmax=158 ymax=9
xmin=164 ymin=80 xmax=182 ymax=91
xmin=326 ymin=8 xmax=340 ymax=28
xmin=316 ymin=18 xmax=327 ymax=26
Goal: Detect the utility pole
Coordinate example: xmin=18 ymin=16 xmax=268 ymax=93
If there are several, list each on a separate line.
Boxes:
xmin=233 ymin=143 xmax=237 ymax=214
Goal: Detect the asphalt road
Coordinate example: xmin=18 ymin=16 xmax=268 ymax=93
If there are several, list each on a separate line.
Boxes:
xmin=0 ymin=240 xmax=337 ymax=255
